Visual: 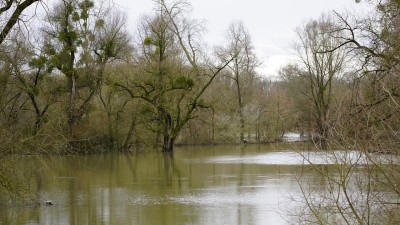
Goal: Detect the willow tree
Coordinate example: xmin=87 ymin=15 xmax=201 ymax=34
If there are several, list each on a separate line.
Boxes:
xmin=117 ymin=0 xmax=233 ymax=151
xmin=294 ymin=14 xmax=346 ymax=147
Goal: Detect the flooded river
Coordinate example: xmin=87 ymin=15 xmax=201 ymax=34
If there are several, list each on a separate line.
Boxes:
xmin=0 ymin=143 xmax=398 ymax=225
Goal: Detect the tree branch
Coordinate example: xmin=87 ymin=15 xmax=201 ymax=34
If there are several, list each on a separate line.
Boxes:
xmin=0 ymin=0 xmax=40 ymax=45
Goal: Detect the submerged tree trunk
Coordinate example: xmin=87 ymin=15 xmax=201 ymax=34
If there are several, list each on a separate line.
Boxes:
xmin=121 ymin=116 xmax=136 ymax=151
xmin=162 ymin=136 xmax=175 ymax=152
xmin=162 ymin=114 xmax=175 ymax=152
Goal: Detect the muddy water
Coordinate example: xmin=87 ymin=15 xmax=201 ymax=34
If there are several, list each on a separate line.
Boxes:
xmin=0 ymin=143 xmax=348 ymax=225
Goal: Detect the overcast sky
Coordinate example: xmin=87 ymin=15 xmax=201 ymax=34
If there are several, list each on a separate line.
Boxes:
xmin=113 ymin=0 xmax=371 ymax=77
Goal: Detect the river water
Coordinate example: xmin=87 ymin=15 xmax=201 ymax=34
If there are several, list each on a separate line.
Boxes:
xmin=0 ymin=143 xmax=398 ymax=225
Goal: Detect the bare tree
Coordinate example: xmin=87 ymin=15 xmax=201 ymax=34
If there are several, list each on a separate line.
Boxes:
xmin=117 ymin=0 xmax=234 ymax=151
xmin=291 ymin=2 xmax=400 ymax=223
xmin=294 ymin=14 xmax=347 ymax=147
xmin=216 ymin=21 xmax=260 ymax=143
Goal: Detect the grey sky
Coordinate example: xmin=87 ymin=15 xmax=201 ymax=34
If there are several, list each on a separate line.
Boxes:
xmin=114 ymin=0 xmax=371 ymax=77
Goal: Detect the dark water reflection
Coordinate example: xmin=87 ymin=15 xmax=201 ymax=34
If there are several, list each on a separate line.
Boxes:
xmin=0 ymin=143 xmax=330 ymax=225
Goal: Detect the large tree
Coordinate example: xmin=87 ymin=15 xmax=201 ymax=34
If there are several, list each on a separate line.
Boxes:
xmin=117 ymin=0 xmax=233 ymax=151
xmin=318 ymin=0 xmax=400 ymax=152
xmin=216 ymin=21 xmax=260 ymax=143
xmin=42 ymin=0 xmax=130 ymax=139
xmin=294 ymin=14 xmax=347 ymax=146
xmin=293 ymin=2 xmax=400 ymax=223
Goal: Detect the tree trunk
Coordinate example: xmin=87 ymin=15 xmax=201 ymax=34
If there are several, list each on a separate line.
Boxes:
xmin=256 ymin=114 xmax=260 ymax=143
xmin=121 ymin=116 xmax=136 ymax=151
xmin=162 ymin=135 xmax=175 ymax=152
xmin=239 ymin=111 xmax=245 ymax=142
xmin=68 ymin=72 xmax=77 ymax=138
xmin=107 ymin=112 xmax=115 ymax=150
xmin=211 ymin=110 xmax=215 ymax=145
xmin=235 ymin=73 xmax=245 ymax=143
xmin=315 ymin=115 xmax=328 ymax=149
xmin=162 ymin=114 xmax=175 ymax=152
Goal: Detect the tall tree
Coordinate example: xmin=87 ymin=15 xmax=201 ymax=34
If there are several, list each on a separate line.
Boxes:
xmin=329 ymin=0 xmax=400 ymax=146
xmin=216 ymin=21 xmax=260 ymax=143
xmin=117 ymin=0 xmax=233 ymax=151
xmin=294 ymin=14 xmax=346 ymax=146
xmin=294 ymin=2 xmax=400 ymax=223
xmin=42 ymin=0 xmax=130 ymax=139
